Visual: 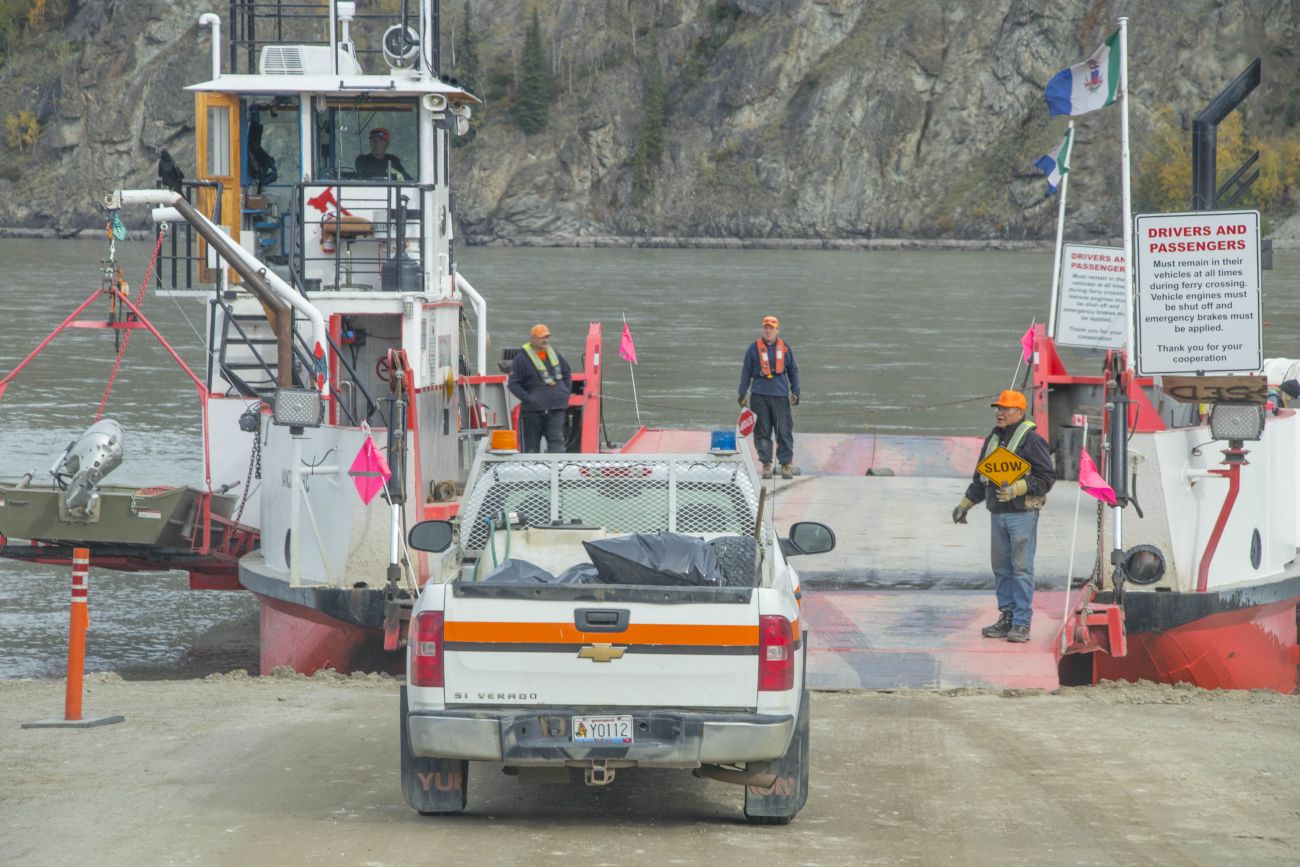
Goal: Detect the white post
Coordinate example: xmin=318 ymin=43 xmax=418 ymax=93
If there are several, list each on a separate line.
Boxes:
xmin=329 ymin=0 xmax=339 ymax=76
xmin=199 ymin=14 xmax=221 ymax=80
xmin=623 ymin=312 xmax=642 ymax=426
xmin=290 ymin=434 xmax=302 ymax=585
xmin=1061 ymin=418 xmax=1087 ymax=653
xmin=1118 ymin=17 xmax=1135 ymax=372
xmin=1114 ymin=17 xmax=1133 ymax=562
xmin=1047 ymin=122 xmax=1074 ymax=340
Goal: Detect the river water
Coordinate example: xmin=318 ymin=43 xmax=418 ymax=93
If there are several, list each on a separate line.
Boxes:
xmin=1 ymin=237 xmax=1296 ymax=678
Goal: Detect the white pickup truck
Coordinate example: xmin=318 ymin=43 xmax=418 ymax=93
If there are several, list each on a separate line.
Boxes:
xmin=398 ymin=446 xmax=835 ymax=823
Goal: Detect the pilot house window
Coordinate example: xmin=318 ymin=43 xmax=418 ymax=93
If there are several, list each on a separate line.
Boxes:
xmin=313 ymin=98 xmax=423 ymax=183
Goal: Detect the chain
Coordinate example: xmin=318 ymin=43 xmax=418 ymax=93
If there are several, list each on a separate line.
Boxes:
xmin=232 ymin=424 xmax=263 ymax=526
xmin=1090 ymin=497 xmax=1104 ymax=585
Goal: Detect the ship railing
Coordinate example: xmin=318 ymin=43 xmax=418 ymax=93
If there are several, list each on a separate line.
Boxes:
xmin=290 ymin=180 xmax=432 ymax=295
xmin=227 ymin=0 xmax=418 ymax=76
xmin=154 ymin=179 xmax=223 ymax=293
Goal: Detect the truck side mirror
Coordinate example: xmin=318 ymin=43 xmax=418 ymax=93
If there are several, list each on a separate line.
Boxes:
xmin=782 ymin=521 xmax=836 ymax=556
xmin=408 ymin=519 xmax=454 ymax=553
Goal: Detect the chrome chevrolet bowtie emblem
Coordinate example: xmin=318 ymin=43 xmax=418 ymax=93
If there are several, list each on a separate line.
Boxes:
xmin=577 ymin=643 xmax=626 ymax=663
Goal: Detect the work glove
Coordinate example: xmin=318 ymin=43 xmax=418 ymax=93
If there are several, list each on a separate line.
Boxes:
xmin=952 ymin=497 xmax=975 ymax=524
xmin=996 ymin=479 xmax=1029 ymax=503
xmin=789 ymin=393 xmax=800 ymax=407
xmin=738 ymin=394 xmax=748 ymax=408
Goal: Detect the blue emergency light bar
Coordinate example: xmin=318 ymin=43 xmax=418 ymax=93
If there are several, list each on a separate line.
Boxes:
xmin=710 ymin=430 xmax=737 ymax=452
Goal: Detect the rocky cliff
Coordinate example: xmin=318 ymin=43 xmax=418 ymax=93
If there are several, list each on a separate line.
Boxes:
xmin=0 ymin=0 xmax=1295 ymax=240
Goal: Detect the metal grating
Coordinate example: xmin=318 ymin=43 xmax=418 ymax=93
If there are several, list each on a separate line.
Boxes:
xmin=459 ymin=457 xmax=761 ymax=552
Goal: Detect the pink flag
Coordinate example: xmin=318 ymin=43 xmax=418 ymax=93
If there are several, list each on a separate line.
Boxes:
xmin=619 ymin=321 xmax=638 ymax=365
xmin=1078 ymin=448 xmax=1117 ymax=505
xmin=348 ymin=436 xmax=392 ymax=505
xmin=1020 ymin=325 xmax=1035 ymax=363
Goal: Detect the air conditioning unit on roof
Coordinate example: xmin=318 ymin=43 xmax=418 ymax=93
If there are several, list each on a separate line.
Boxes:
xmin=259 ymin=45 xmax=363 ymax=76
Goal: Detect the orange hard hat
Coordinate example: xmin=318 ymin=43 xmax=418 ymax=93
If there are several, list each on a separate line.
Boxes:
xmin=370 ymin=127 xmax=390 ymax=141
xmin=762 ymin=316 xmax=779 ymax=328
xmin=991 ymin=390 xmax=1027 ymax=411
xmin=530 ymin=323 xmax=551 ymax=339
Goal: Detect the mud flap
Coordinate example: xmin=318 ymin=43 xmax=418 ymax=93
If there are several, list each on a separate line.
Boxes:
xmin=743 ymin=689 xmax=810 ymax=825
xmin=400 ymin=686 xmax=469 ymax=815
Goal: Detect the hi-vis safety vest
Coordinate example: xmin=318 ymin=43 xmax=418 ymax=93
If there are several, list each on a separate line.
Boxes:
xmin=757 ymin=338 xmax=787 ymax=378
xmin=522 ymin=342 xmax=562 ymax=386
xmin=981 ymin=419 xmax=1038 ymax=493
xmin=982 ymin=419 xmax=1037 ymax=463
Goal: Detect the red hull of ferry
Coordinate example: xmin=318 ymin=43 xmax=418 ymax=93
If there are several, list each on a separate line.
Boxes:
xmin=1094 ymin=596 xmax=1300 ymax=694
xmin=256 ymin=595 xmax=401 ymax=676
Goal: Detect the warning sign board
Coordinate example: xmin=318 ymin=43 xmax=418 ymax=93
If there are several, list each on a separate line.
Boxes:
xmin=1054 ymin=244 xmax=1127 ymax=349
xmin=1134 ymin=209 xmax=1262 ymax=375
xmin=737 ymin=408 xmax=756 ymax=438
xmin=977 ymin=447 xmax=1030 ymax=488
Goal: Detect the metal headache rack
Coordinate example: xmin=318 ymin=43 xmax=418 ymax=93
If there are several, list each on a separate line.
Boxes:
xmin=457 ymin=455 xmax=764 ymax=553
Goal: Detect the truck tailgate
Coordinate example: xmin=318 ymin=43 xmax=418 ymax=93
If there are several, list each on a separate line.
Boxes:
xmin=441 ymin=585 xmax=759 ymax=709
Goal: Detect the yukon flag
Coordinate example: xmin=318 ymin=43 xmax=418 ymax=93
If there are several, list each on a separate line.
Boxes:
xmin=1044 ymin=29 xmax=1120 ymax=117
xmin=1033 ymin=128 xmax=1073 ymax=195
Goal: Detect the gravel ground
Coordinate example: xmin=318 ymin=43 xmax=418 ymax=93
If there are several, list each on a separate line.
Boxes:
xmin=2 ymin=674 xmax=1297 ymax=867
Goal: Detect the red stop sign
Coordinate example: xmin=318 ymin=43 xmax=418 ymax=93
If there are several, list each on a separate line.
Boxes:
xmin=737 ymin=408 xmax=757 ymax=438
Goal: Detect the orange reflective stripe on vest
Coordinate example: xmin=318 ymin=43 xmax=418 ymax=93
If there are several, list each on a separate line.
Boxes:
xmin=756 ymin=338 xmax=786 ymax=378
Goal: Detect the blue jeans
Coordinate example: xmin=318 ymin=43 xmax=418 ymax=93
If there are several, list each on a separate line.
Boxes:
xmin=990 ymin=511 xmax=1038 ymax=627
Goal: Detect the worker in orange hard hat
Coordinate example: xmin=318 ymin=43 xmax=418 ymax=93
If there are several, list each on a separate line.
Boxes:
xmin=738 ymin=315 xmax=800 ymax=479
xmin=952 ymin=389 xmax=1055 ymax=643
xmin=508 ymin=323 xmax=572 ymax=453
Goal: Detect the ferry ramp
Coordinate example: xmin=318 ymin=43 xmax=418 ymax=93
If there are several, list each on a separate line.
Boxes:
xmin=621 ymin=430 xmax=1097 ymax=691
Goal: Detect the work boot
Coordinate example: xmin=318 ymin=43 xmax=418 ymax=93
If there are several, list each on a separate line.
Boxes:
xmin=780 ymin=464 xmax=794 ymax=480
xmin=980 ymin=611 xmax=1013 ymax=639
xmin=1006 ymin=624 xmax=1031 ymax=643
xmin=761 ymin=463 xmax=773 ymax=479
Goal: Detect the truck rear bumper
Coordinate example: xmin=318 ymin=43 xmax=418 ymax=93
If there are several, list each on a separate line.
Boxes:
xmin=407 ymin=707 xmax=795 ymax=765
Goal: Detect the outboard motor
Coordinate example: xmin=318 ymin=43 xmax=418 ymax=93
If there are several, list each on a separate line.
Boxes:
xmin=51 ymin=419 xmax=124 ymax=517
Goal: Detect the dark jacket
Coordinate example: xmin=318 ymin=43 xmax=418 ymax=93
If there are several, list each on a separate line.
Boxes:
xmin=739 ymin=339 xmax=800 ymax=399
xmin=964 ymin=422 xmax=1056 ymax=513
xmin=354 ymin=152 xmax=412 ymax=180
xmin=508 ymin=346 xmax=572 ymax=412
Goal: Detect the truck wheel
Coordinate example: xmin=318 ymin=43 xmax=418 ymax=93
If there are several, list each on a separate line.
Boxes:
xmin=400 ymin=686 xmax=469 ymax=815
xmin=743 ymin=689 xmax=810 ymax=825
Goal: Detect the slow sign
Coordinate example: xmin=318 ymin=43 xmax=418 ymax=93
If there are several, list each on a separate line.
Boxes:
xmin=977 ymin=447 xmax=1030 ymax=488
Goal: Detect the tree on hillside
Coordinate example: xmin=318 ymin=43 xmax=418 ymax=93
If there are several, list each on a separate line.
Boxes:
xmin=515 ymin=8 xmax=554 ymax=135
xmin=632 ymin=51 xmax=667 ymax=202
xmin=457 ymin=0 xmax=479 ymax=96
xmin=1136 ymin=106 xmax=1300 ymax=215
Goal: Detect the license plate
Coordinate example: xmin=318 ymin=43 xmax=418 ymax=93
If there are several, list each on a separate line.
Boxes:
xmin=571 ymin=714 xmax=634 ymax=745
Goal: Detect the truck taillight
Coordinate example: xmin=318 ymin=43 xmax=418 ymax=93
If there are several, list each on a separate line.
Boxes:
xmin=758 ymin=615 xmax=795 ymax=691
xmin=410 ymin=611 xmax=445 ymax=688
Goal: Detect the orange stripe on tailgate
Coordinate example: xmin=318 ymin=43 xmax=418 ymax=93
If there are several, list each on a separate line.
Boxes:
xmin=445 ymin=621 xmax=759 ymax=646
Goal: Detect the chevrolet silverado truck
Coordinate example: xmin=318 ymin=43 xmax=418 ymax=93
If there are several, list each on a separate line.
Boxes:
xmin=398 ymin=445 xmax=835 ymax=823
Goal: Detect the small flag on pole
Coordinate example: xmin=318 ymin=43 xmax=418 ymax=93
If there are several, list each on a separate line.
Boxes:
xmin=1020 ymin=325 xmax=1035 ymax=363
xmin=1033 ymin=128 xmax=1073 ymax=196
xmin=619 ymin=321 xmax=638 ymax=365
xmin=1078 ymin=447 xmax=1117 ymax=505
xmin=1044 ymin=29 xmax=1121 ymax=117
